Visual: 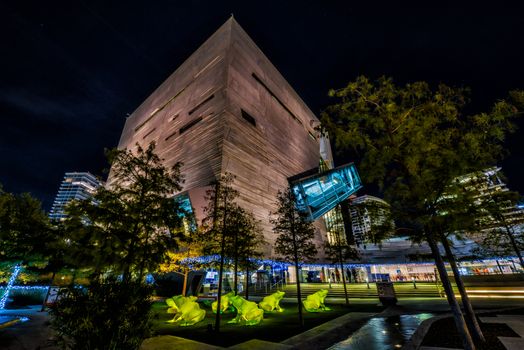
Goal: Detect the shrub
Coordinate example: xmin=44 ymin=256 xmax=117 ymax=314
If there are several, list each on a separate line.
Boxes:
xmin=50 ymin=277 xmax=153 ymax=350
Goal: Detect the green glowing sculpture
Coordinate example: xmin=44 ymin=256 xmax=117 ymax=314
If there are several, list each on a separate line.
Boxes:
xmin=165 ymin=295 xmax=197 ymax=314
xmin=259 ymin=290 xmax=285 ymax=312
xmin=229 ymin=295 xmax=264 ymax=325
xmin=212 ymin=291 xmax=235 ymax=314
xmin=303 ymin=289 xmax=331 ymax=312
xmin=167 ymin=299 xmax=206 ymax=326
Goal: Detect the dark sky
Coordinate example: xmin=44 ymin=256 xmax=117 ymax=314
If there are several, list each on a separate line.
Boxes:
xmin=1 ymin=1 xmax=523 ymax=210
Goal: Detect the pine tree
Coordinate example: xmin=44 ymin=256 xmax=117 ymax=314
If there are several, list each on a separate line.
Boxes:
xmin=271 ymin=187 xmax=318 ymax=327
xmin=65 ymin=142 xmax=186 ymax=282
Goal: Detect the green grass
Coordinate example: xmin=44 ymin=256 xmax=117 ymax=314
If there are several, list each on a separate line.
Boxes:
xmin=150 ymin=300 xmax=384 ymax=347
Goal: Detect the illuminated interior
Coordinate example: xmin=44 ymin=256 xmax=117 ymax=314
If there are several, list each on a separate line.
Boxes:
xmin=174 ymin=193 xmax=197 ymax=234
xmin=290 ymin=163 xmax=362 ymax=220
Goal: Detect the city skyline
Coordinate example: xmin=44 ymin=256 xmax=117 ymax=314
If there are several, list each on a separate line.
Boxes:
xmin=1 ymin=2 xmax=523 ymax=209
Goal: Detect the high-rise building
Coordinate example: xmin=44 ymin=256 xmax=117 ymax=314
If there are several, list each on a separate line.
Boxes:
xmin=49 ymin=172 xmax=102 ymax=221
xmin=457 ymin=167 xmax=524 ymax=247
xmin=114 ymin=18 xmax=340 ymax=257
xmin=348 ymin=195 xmax=393 ymax=246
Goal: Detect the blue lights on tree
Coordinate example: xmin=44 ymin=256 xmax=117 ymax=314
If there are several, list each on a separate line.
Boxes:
xmin=0 ymin=264 xmax=22 ymax=309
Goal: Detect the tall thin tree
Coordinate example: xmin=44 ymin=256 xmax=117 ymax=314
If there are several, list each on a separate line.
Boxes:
xmin=272 ymin=187 xmax=318 ymax=327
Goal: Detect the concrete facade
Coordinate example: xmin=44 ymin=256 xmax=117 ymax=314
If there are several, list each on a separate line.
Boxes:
xmin=115 ymin=18 xmax=327 ymax=257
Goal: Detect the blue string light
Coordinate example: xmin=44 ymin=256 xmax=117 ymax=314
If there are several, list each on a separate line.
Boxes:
xmin=0 ymin=264 xmax=22 ymax=309
xmin=9 ymin=286 xmax=48 ymax=291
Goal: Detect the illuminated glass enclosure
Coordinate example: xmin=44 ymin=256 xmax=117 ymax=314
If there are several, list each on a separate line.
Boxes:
xmin=174 ymin=193 xmax=197 ymax=233
xmin=290 ymin=163 xmax=362 ymax=221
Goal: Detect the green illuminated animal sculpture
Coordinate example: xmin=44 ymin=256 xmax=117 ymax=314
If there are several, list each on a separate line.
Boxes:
xmin=302 ymin=289 xmax=331 ymax=312
xmin=167 ymin=299 xmax=206 ymax=326
xmin=259 ymin=290 xmax=285 ymax=312
xmin=165 ymin=295 xmax=197 ymax=314
xmin=211 ymin=291 xmax=235 ymax=314
xmin=229 ymin=295 xmax=264 ymax=325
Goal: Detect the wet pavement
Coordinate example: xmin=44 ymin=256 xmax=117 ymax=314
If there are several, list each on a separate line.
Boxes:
xmin=328 ymin=313 xmax=434 ymax=350
xmin=0 ymin=306 xmax=57 ymax=350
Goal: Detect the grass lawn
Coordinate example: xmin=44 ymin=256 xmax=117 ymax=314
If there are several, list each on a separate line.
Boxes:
xmin=150 ymin=300 xmax=384 ymax=347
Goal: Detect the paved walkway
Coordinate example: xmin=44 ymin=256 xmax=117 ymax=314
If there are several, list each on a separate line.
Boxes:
xmin=0 ymin=306 xmax=57 ymax=350
xmin=479 ymin=314 xmax=524 ymax=350
xmin=418 ymin=314 xmax=524 ymax=350
xmin=3 ymin=300 xmax=524 ymax=349
xmin=141 ymin=312 xmax=375 ymax=350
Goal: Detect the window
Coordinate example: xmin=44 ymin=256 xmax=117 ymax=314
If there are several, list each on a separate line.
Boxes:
xmin=134 ymin=113 xmax=157 ymax=133
xmin=170 ymin=113 xmax=180 ymax=122
xmin=142 ymin=128 xmax=156 ymax=139
xmin=164 ymin=130 xmax=177 ymax=141
xmin=180 ymin=117 xmax=203 ymax=134
xmin=134 ymin=86 xmax=188 ymax=133
xmin=251 ymin=73 xmax=303 ymax=126
xmin=188 ymin=94 xmax=214 ymax=115
xmin=241 ymin=109 xmax=256 ymax=127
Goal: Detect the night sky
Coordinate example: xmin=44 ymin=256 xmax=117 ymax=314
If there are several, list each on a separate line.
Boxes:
xmin=1 ymin=1 xmax=523 ymax=210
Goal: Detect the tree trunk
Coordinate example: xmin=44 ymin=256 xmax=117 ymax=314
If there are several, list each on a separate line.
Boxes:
xmin=441 ymin=236 xmax=485 ymax=343
xmin=505 ymin=224 xmax=524 ymax=270
xmin=214 ymin=184 xmax=228 ymax=333
xmin=233 ymin=232 xmax=239 ymax=295
xmin=182 ymin=268 xmax=189 ymax=296
xmin=337 ymin=243 xmax=349 ymax=306
xmin=495 ymin=260 xmax=504 ymax=275
xmin=41 ymin=271 xmax=56 ymax=312
xmin=294 ymin=260 xmax=304 ymax=327
xmin=245 ymin=264 xmax=249 ymax=299
xmin=427 ymin=234 xmax=475 ymax=350
xmin=138 ymin=230 xmax=151 ymax=283
xmin=215 ymin=230 xmax=226 ymax=332
xmin=71 ymin=269 xmax=78 ymax=285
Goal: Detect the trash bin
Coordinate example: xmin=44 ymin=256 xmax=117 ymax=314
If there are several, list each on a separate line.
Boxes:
xmin=376 ymin=281 xmax=397 ymax=306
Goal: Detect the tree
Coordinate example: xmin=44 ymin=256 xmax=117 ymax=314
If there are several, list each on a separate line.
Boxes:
xmin=200 ymin=173 xmax=241 ymax=332
xmin=434 ymin=179 xmax=488 ymax=343
xmin=272 ymin=187 xmax=318 ymax=327
xmin=324 ymin=206 xmax=358 ymax=305
xmin=51 ymin=142 xmax=187 ymax=349
xmin=227 ymin=207 xmax=264 ymax=295
xmin=0 ymin=190 xmax=50 ymax=264
xmin=479 ymin=189 xmax=524 ymax=269
xmin=0 ymin=189 xmax=51 ymax=309
xmin=322 ymin=76 xmax=522 ymax=349
xmin=65 ymin=142 xmax=186 ymax=282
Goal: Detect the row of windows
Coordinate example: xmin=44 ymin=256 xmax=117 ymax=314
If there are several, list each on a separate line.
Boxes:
xmin=251 ymin=73 xmax=319 ymax=140
xmin=251 ymin=73 xmax=303 ymax=125
xmin=133 ymin=56 xmax=222 ymax=135
xmin=136 ymin=74 xmax=316 ymax=146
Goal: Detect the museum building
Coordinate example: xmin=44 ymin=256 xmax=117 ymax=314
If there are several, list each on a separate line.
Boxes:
xmin=111 ymin=18 xmax=523 ymax=287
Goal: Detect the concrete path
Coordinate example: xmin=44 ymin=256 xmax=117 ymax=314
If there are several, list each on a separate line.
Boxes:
xmin=479 ymin=314 xmax=524 ymax=350
xmin=141 ymin=335 xmax=223 ymax=350
xmin=0 ymin=306 xmax=57 ymax=350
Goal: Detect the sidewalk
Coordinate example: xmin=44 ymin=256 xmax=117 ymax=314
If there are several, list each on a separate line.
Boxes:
xmin=0 ymin=306 xmax=57 ymax=350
